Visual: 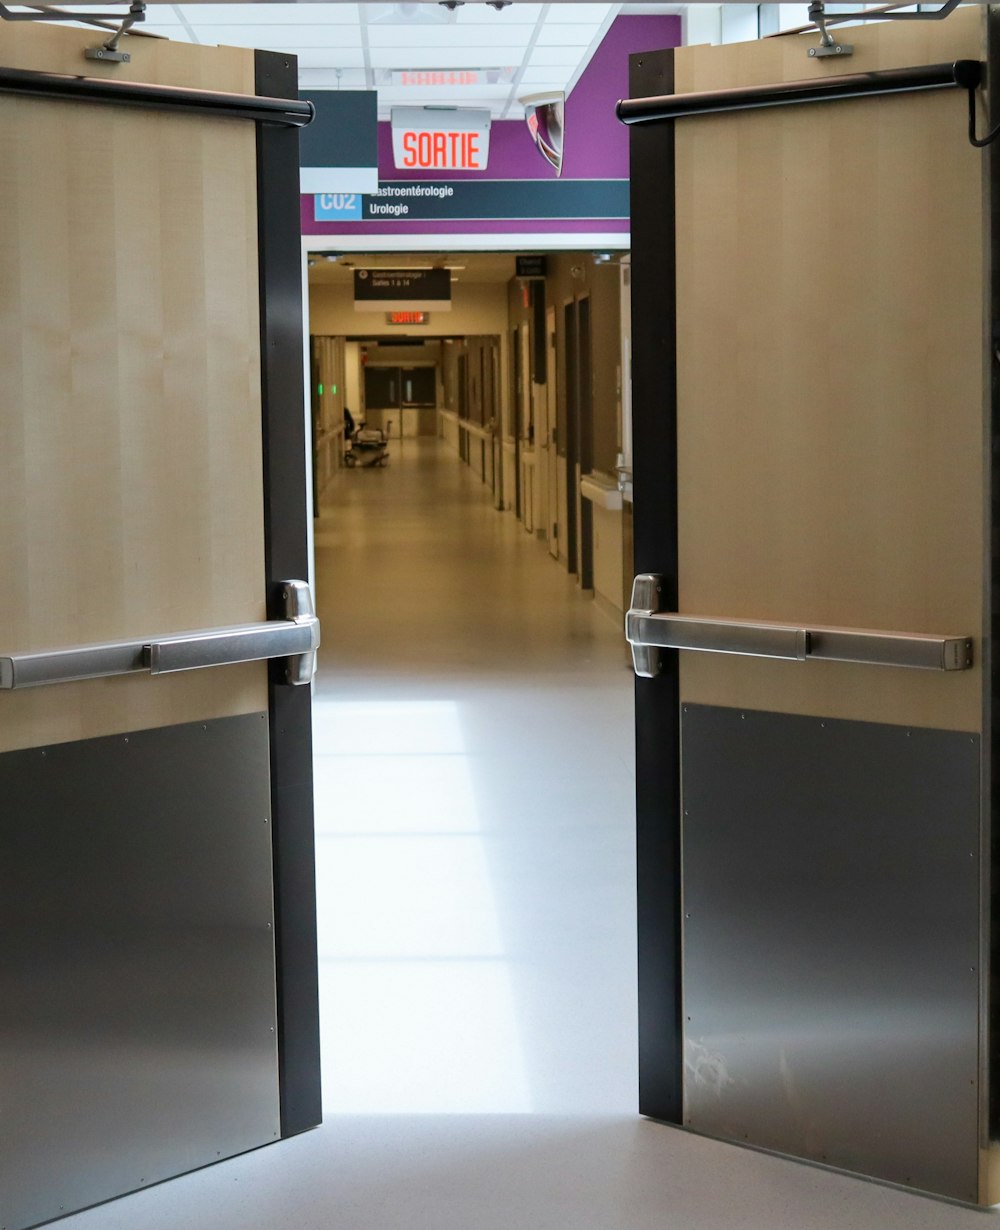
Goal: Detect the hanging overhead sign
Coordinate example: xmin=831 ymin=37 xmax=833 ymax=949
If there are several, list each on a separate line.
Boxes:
xmin=516 ymin=255 xmax=547 ymax=279
xmin=300 ymin=91 xmax=378 ymax=194
xmin=354 ymin=268 xmax=452 ymax=312
xmin=391 ymin=107 xmax=492 ymax=172
xmin=314 ymin=180 xmax=629 ymax=223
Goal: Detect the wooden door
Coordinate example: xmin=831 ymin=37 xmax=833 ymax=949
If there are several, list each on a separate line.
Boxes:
xmin=628 ymin=7 xmax=995 ymax=1204
xmin=0 ymin=20 xmax=319 ymax=1230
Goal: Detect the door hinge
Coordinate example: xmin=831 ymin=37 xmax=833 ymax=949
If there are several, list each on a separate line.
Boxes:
xmin=553 ymin=522 xmax=558 ymax=539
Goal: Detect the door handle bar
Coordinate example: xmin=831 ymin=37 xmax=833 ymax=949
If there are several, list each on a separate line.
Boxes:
xmin=0 ymin=580 xmax=320 ymax=690
xmin=626 ymin=574 xmax=973 ymax=678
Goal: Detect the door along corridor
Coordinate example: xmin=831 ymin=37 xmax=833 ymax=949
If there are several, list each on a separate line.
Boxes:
xmin=53 ymin=439 xmax=1000 ymax=1230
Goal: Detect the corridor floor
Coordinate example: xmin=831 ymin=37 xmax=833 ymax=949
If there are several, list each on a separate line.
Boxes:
xmin=59 ymin=438 xmax=999 ymax=1230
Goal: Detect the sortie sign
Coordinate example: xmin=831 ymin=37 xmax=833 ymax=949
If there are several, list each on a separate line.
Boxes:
xmin=391 ymin=106 xmax=491 ymax=172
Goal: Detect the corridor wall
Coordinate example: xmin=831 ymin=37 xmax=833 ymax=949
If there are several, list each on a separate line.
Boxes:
xmin=507 ymin=255 xmax=628 ymax=620
xmin=312 ymin=334 xmax=347 ymax=496
xmin=440 ymin=336 xmax=501 ymax=488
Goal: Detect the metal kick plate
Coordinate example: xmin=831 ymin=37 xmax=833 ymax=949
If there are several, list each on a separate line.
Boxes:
xmin=0 ymin=714 xmax=281 ymax=1230
xmin=680 ymin=704 xmax=981 ymax=1202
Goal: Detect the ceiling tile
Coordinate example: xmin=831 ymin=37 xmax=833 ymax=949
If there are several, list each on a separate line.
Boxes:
xmin=527 ymin=46 xmax=587 ymax=67
xmin=364 ymin=25 xmax=531 ymax=49
xmin=446 ymin=4 xmax=544 ymax=24
xmin=535 ymin=23 xmax=614 ymax=45
xmin=542 ymin=3 xmax=617 ymax=22
xmin=295 ymin=46 xmax=369 ymax=67
xmin=175 ymin=3 xmax=362 ymax=24
xmin=300 ymin=67 xmax=369 ymax=87
xmin=368 ymin=46 xmax=531 ymax=68
xmin=190 ymin=24 xmax=362 ymax=47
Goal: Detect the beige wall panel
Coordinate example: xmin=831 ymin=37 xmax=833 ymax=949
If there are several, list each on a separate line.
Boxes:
xmin=0 ymin=33 xmax=267 ymax=752
xmin=546 ymin=254 xmax=622 ymax=473
xmin=675 ymin=12 xmax=984 ymax=731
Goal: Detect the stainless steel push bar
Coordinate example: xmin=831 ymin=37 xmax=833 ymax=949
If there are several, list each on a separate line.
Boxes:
xmin=0 ymin=580 xmax=320 ymax=690
xmin=626 ymin=574 xmax=973 ymax=679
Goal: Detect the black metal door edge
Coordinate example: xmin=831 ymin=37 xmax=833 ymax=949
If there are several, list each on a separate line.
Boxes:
xmin=985 ymin=6 xmax=1000 ymax=1159
xmin=628 ymin=46 xmax=683 ymax=1123
xmin=255 ymin=49 xmax=322 ymax=1140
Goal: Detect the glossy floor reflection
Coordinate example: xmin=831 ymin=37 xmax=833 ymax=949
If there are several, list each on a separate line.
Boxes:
xmin=315 ymin=697 xmax=531 ymax=1115
xmin=57 ymin=438 xmax=1000 ymax=1230
xmin=312 ymin=439 xmax=637 ymax=1117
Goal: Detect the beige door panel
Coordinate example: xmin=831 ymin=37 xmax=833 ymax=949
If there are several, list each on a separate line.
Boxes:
xmin=675 ymin=7 xmax=984 ymax=731
xmin=0 ymin=24 xmax=267 ymax=752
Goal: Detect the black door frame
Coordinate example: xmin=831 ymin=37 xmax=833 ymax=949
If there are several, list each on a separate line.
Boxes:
xmin=0 ymin=51 xmax=324 ymax=1146
xmin=255 ymin=50 xmax=322 ymax=1140
xmin=627 ymin=46 xmax=683 ymax=1123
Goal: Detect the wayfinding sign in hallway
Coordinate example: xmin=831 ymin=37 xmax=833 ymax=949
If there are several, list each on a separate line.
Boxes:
xmin=315 ymin=179 xmax=630 ymax=223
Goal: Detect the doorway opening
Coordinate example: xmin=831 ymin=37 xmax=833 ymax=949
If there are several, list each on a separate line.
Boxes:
xmin=305 ymin=245 xmax=638 ymax=1120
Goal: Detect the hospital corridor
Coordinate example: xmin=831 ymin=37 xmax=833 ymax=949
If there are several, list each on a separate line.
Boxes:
xmin=7 ymin=4 xmax=1000 ymax=1223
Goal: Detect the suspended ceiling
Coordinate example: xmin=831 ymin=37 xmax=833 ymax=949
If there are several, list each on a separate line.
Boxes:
xmin=60 ymin=2 xmax=684 ymax=119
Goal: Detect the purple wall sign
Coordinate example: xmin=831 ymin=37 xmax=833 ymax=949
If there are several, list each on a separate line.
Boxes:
xmin=301 ymin=14 xmax=681 ymax=239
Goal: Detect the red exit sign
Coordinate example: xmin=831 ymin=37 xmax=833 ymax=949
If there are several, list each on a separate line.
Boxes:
xmin=391 ymin=107 xmax=491 ymax=173
xmin=387 ymin=311 xmax=429 ymax=325
xmin=397 ymin=71 xmax=481 ymax=87
xmin=399 ymin=130 xmax=483 ymax=170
